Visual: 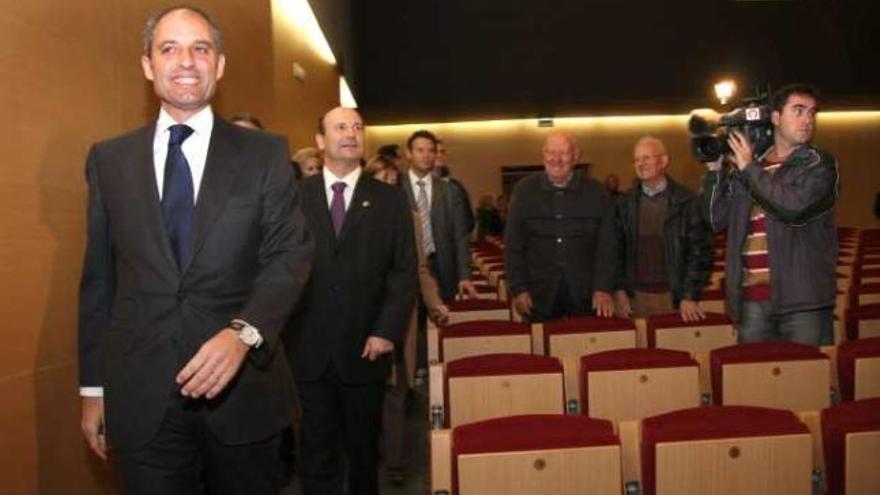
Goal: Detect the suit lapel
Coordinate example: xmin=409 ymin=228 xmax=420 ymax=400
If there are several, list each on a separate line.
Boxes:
xmin=305 ymin=175 xmax=338 ymax=249
xmin=135 ymin=124 xmax=180 ymax=273
xmin=186 ymin=118 xmax=244 ymax=273
xmin=430 ymin=178 xmax=444 ymax=229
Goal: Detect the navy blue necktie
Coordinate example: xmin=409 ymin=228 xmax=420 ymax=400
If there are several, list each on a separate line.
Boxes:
xmin=161 ymin=124 xmax=195 ymax=269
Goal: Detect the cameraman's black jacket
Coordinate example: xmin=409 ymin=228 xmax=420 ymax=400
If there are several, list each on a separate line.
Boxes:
xmin=703 ymin=144 xmax=839 ymax=322
xmin=595 ymin=177 xmax=712 ymax=306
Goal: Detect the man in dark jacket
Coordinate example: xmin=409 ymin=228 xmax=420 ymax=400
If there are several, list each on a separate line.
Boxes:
xmin=594 ymin=137 xmax=712 ymax=320
xmin=505 ymin=131 xmax=612 ymax=322
xmin=704 ymin=83 xmax=838 ymax=345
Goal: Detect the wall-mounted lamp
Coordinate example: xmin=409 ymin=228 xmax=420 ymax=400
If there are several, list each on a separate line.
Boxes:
xmin=714 ymin=80 xmax=736 ymax=105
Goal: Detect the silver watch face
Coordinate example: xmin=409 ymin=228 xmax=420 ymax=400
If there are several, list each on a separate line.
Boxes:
xmin=239 ymin=326 xmax=260 ymax=346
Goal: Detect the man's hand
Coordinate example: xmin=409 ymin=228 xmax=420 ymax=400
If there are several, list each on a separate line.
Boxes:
xmin=429 ymin=303 xmax=450 ymax=326
xmin=177 ymin=328 xmax=249 ymax=400
xmin=81 ymin=397 xmax=107 ymax=461
xmin=727 ymin=130 xmax=754 ymax=171
xmin=361 ymin=336 xmax=394 ymax=361
xmin=457 ymin=279 xmax=478 ymax=299
xmin=679 ymin=299 xmax=706 ymax=322
xmin=592 ymin=291 xmax=616 ymax=318
xmin=513 ymin=292 xmax=533 ymax=317
xmin=612 ymin=290 xmax=632 ymax=319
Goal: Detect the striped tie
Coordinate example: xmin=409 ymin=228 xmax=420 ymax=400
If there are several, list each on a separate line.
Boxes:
xmin=416 ymin=180 xmax=435 ymax=255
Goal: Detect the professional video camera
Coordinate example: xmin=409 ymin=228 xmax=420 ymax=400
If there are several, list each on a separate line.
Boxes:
xmin=687 ymin=91 xmax=774 ymax=163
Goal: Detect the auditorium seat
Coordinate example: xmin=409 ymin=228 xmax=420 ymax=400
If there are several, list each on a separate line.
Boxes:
xmin=579 ymin=348 xmax=700 ymax=422
xmin=541 ymin=316 xmax=637 ymax=409
xmin=429 ymin=319 xmax=530 ymax=364
xmin=844 ymin=304 xmax=880 ymax=340
xmin=821 ymin=398 xmax=880 ymax=495
xmin=467 ymin=284 xmax=499 ymax=300
xmin=641 ymin=406 xmax=812 ymax=495
xmin=446 ymin=299 xmax=510 ymax=323
xmin=647 ymin=312 xmax=736 ymax=397
xmin=850 ymin=282 xmax=880 ymax=307
xmin=836 ymin=336 xmax=880 ymax=401
xmin=697 ymin=288 xmax=726 ymax=314
xmin=430 ymin=353 xmax=565 ymax=429
xmin=431 ymin=414 xmax=621 ymax=495
xmin=579 ymin=348 xmax=701 ymax=486
xmin=854 ymin=267 xmax=880 ymax=286
xmin=710 ymin=342 xmax=830 ymax=412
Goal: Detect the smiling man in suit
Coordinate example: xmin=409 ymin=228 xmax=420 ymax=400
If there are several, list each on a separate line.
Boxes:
xmin=287 ymin=107 xmax=417 ymax=495
xmin=78 ymin=6 xmax=313 ymax=494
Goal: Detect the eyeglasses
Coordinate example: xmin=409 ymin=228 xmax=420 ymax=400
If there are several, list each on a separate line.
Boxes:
xmin=632 ymin=154 xmax=665 ymax=164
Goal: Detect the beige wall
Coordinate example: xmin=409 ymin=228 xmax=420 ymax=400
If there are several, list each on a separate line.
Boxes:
xmin=367 ymin=112 xmax=880 ymax=229
xmin=0 ymin=1 xmax=338 ymax=492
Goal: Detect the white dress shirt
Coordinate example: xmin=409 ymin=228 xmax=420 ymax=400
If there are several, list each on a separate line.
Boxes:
xmin=153 ymin=106 xmax=214 ymax=202
xmin=324 ymin=165 xmax=362 ymax=211
xmin=408 ymin=169 xmax=433 ymax=206
xmin=81 ymin=107 xmax=216 ymax=398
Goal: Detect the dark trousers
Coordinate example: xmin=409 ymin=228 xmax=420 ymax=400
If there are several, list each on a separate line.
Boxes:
xmin=298 ymin=364 xmax=385 ymax=495
xmin=114 ymin=396 xmax=284 ymax=495
xmin=530 ymin=278 xmax=591 ymax=323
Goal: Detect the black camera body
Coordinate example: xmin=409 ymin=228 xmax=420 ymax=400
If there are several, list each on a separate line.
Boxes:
xmin=688 ymin=95 xmax=774 ymax=163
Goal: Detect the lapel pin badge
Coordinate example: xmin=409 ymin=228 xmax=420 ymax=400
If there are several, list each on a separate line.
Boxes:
xmin=362 ymin=200 xmax=371 ymax=208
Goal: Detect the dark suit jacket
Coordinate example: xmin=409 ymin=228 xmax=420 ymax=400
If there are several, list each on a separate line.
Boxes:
xmin=287 ymin=173 xmax=417 ymax=384
xmin=78 ymin=117 xmax=313 ymax=450
xmin=402 ymin=175 xmax=471 ymax=301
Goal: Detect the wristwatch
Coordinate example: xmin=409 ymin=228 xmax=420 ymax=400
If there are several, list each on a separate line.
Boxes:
xmin=230 ymin=319 xmax=264 ymax=349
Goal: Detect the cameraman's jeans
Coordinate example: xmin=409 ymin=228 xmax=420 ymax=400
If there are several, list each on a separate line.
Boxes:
xmin=737 ymin=300 xmax=833 ymax=346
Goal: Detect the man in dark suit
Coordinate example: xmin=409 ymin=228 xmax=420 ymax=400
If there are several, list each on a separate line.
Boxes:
xmin=402 ymin=129 xmax=476 ymax=302
xmin=78 ymin=6 xmax=313 ymax=494
xmin=287 ymin=107 xmax=417 ymax=495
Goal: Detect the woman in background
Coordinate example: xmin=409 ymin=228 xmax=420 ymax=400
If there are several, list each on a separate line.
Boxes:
xmin=364 ymin=155 xmax=448 ymax=484
xmin=292 ymin=147 xmax=323 ymax=178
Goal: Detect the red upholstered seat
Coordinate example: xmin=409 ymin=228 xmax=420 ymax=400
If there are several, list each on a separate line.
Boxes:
xmin=472 ymin=241 xmax=503 ymax=254
xmin=641 ymin=406 xmax=809 ymax=495
xmin=821 ymin=398 xmax=880 ymax=495
xmin=543 ymin=316 xmax=634 ymax=352
xmin=452 ymin=414 xmax=618 ymax=494
xmin=845 ymin=304 xmax=880 ymax=340
xmin=854 ymin=267 xmax=880 ymax=285
xmin=700 ymin=288 xmax=725 ymax=299
xmin=579 ymin=348 xmax=696 ymax=414
xmin=837 ymin=337 xmax=880 ymax=401
xmin=441 ymin=320 xmax=528 ymax=339
xmin=645 ymin=312 xmax=731 ymax=347
xmin=447 ymin=353 xmax=562 ymax=378
xmin=472 ymin=285 xmax=496 ymax=293
xmin=448 ymin=299 xmax=508 ymax=312
xmin=709 ymin=342 xmax=828 ymax=404
xmin=851 ymin=283 xmax=880 ymax=307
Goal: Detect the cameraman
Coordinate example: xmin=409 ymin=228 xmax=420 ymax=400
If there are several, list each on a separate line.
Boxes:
xmin=703 ymin=83 xmax=838 ymax=345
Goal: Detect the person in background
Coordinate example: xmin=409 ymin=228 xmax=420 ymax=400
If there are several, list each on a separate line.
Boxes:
xmin=594 ymin=136 xmax=712 ymax=321
xmin=230 ymin=113 xmax=264 ymax=130
xmin=435 ymin=138 xmax=475 ymax=234
xmin=292 ymin=147 xmax=322 ymax=178
xmin=287 ymin=107 xmax=416 ymax=495
xmin=364 ymin=154 xmax=448 ymax=485
xmin=505 ymin=131 xmax=612 ymax=322
xmin=604 ymin=173 xmax=621 ymax=198
xmin=475 ymin=193 xmax=503 ymax=240
xmin=703 ymin=83 xmax=838 ymax=345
